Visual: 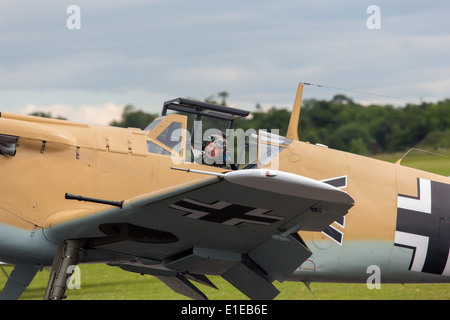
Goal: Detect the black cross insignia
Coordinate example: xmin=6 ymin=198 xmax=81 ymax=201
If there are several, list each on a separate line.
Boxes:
xmin=321 ymin=176 xmax=347 ymax=245
xmin=395 ymin=178 xmax=450 ymax=276
xmin=169 ymin=198 xmax=284 ymax=226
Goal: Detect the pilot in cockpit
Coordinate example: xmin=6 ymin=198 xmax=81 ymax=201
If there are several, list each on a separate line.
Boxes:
xmin=203 ymin=133 xmax=227 ymax=165
xmin=194 ymin=132 xmax=236 ymax=170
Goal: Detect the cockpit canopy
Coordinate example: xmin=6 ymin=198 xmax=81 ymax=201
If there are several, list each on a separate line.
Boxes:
xmin=161 ymin=97 xmax=250 ymax=122
xmin=144 ymin=98 xmax=292 ymax=170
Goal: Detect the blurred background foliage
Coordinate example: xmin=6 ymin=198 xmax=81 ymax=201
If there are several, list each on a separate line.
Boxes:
xmin=31 ymin=92 xmax=450 ymax=156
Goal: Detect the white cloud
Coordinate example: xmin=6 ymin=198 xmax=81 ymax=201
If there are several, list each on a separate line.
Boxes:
xmin=0 ymin=0 xmax=449 ymax=114
xmin=21 ymin=102 xmax=124 ymax=126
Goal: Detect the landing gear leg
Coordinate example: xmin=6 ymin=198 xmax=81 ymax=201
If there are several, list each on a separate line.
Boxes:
xmin=44 ymin=239 xmax=85 ymax=300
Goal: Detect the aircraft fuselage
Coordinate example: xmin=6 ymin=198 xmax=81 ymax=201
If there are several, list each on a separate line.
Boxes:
xmin=0 ymin=111 xmax=449 ymax=288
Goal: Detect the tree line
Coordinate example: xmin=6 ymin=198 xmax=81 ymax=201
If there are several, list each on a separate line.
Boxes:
xmin=294 ymin=95 xmax=450 ymax=155
xmin=31 ymin=92 xmax=450 ymax=156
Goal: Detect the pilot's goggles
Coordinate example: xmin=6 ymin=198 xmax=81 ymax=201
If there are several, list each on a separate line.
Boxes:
xmin=208 ymin=135 xmax=225 ymax=148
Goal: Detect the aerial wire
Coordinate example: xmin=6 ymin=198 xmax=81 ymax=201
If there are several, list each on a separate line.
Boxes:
xmin=301 ymin=82 xmax=422 ymax=104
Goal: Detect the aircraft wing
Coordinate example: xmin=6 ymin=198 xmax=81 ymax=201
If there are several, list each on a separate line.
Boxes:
xmin=44 ymin=168 xmax=354 ymax=300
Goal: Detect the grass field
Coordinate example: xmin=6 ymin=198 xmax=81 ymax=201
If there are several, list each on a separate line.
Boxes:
xmin=374 ymin=148 xmax=450 ymax=176
xmin=1 ymin=264 xmax=449 ymax=300
xmin=1 ymin=150 xmax=450 ymax=300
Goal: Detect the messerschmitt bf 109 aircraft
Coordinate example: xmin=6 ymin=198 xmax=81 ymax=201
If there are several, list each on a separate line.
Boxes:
xmin=0 ymin=83 xmax=449 ymax=300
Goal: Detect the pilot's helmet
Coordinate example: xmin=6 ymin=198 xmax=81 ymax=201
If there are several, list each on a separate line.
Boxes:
xmin=205 ymin=132 xmax=227 ymax=150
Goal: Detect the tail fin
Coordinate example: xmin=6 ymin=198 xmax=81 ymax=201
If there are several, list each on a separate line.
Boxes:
xmin=286 ymin=83 xmax=304 ymax=141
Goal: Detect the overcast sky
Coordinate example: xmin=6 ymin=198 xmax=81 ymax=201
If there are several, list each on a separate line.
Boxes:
xmin=1 ymin=1 xmax=449 ymax=125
